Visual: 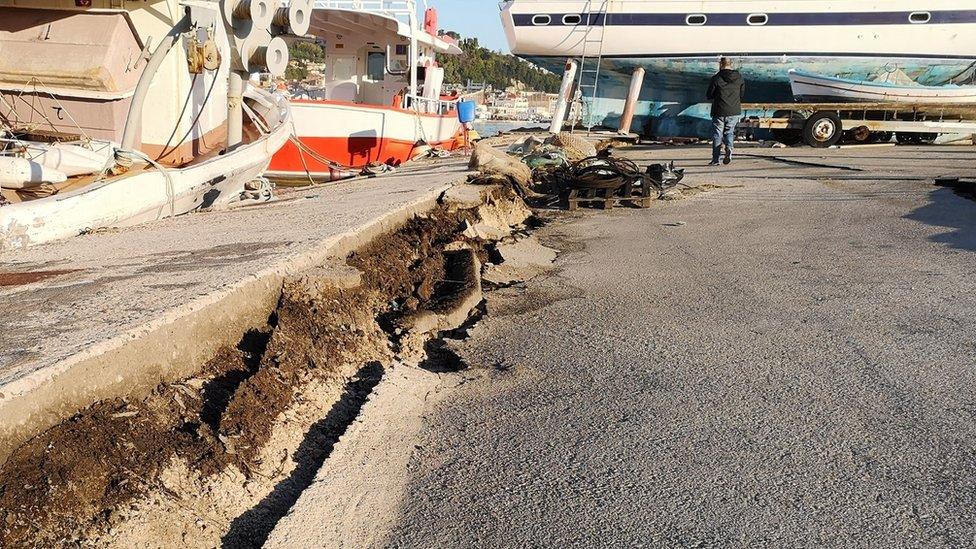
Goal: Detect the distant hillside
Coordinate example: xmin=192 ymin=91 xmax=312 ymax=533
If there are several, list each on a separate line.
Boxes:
xmin=285 ymin=41 xmax=326 ymax=81
xmin=437 ymin=35 xmax=561 ymax=93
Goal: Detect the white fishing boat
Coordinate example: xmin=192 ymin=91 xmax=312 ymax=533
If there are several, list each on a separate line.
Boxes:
xmin=0 ymin=0 xmax=303 ymax=251
xmin=266 ymin=0 xmax=465 ymax=182
xmin=788 ymin=69 xmax=976 ymax=104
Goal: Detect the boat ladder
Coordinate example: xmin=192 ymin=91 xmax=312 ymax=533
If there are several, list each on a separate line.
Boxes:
xmin=573 ymin=0 xmax=609 ymax=133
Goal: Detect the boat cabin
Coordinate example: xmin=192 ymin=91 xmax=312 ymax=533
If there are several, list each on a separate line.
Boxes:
xmin=296 ymin=4 xmax=462 ymax=114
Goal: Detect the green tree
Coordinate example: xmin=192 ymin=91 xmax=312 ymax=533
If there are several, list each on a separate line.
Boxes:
xmin=436 ymin=35 xmax=560 ymax=92
xmin=285 ymin=41 xmax=326 ymax=81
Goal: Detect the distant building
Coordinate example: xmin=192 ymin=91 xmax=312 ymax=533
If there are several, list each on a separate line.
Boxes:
xmin=487 ymin=90 xmax=557 ymax=121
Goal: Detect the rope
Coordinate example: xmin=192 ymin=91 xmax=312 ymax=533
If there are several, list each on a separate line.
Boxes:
xmin=156 ymin=72 xmax=221 ymax=162
xmin=111 ymin=148 xmax=176 ymax=218
xmin=13 ymin=77 xmax=93 ymax=142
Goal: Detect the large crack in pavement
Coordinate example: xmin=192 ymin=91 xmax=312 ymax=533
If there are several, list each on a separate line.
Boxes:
xmin=0 ymin=183 xmax=545 ymax=548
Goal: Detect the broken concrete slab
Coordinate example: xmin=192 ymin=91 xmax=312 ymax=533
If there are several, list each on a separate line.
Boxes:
xmin=462 ymin=219 xmax=511 ymax=241
xmin=403 ymin=249 xmax=483 ymax=342
xmin=441 ymin=184 xmax=486 ymax=210
xmin=484 ymin=236 xmax=558 ymax=286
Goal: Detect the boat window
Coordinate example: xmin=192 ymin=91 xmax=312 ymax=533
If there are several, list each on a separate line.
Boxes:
xmin=562 ymin=14 xmax=582 ymax=25
xmin=332 ymin=56 xmax=356 ymax=81
xmin=747 ymin=13 xmax=768 ymax=26
xmin=686 ymin=14 xmax=707 ymax=26
xmin=532 ymin=14 xmax=551 ymax=26
xmin=909 ymin=12 xmax=931 ymax=24
xmin=366 ymin=51 xmax=386 ymax=81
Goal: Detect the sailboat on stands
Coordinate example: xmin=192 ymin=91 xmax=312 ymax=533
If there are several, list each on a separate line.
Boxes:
xmin=266 ymin=0 xmax=465 ymax=183
xmin=500 ymin=0 xmax=976 ymax=137
xmin=0 ymin=0 xmax=299 ymax=251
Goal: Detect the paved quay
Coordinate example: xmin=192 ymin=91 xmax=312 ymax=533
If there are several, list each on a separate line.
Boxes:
xmin=388 ymin=144 xmax=976 ymax=547
xmin=0 ymin=157 xmax=468 ymax=460
xmin=267 ymin=144 xmax=976 ymax=547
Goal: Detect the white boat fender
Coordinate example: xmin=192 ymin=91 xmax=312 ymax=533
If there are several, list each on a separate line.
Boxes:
xmin=26 ymin=143 xmax=111 ymax=177
xmin=0 ymin=157 xmax=68 ymax=189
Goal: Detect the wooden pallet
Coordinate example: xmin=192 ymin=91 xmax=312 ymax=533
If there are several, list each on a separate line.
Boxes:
xmin=562 ymin=179 xmax=655 ymax=211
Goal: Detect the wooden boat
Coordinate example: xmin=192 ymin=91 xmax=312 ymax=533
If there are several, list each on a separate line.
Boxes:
xmin=266 ymin=1 xmax=465 ymax=182
xmin=0 ymin=0 xmax=296 ymax=251
xmin=788 ymin=69 xmax=976 ymax=104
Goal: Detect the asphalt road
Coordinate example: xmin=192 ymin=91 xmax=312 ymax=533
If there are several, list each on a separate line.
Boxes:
xmin=383 ymin=150 xmax=976 ymax=548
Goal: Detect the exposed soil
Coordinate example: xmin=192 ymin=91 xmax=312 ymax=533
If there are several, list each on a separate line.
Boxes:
xmin=0 ymin=269 xmax=82 ymax=287
xmin=0 ymin=200 xmax=499 ymax=548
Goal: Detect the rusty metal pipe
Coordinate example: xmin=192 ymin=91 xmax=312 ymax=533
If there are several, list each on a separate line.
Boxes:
xmin=618 ymin=67 xmax=645 ymax=135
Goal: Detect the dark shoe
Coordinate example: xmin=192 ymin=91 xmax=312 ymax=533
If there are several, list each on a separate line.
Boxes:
xmin=708 ymin=160 xmax=720 ymax=166
xmin=723 ymin=156 xmax=732 ymax=165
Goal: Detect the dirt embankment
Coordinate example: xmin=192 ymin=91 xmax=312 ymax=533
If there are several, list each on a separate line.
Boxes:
xmin=0 ymin=185 xmax=530 ymax=548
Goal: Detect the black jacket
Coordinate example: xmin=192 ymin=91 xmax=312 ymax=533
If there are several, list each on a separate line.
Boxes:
xmin=706 ymin=69 xmax=745 ymax=117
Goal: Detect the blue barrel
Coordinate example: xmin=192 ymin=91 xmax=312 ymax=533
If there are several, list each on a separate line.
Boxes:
xmin=457 ymin=100 xmax=476 ymax=124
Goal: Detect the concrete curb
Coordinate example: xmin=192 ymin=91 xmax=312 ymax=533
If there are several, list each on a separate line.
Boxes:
xmin=0 ymin=185 xmax=453 ymax=464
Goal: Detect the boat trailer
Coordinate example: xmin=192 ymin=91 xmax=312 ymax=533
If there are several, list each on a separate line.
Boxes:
xmin=738 ymin=102 xmax=976 ymax=147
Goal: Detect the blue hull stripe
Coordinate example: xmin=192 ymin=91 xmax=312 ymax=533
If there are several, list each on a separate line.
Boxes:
xmin=513 ymin=10 xmax=976 ymax=27
xmin=527 ymin=52 xmax=976 ymax=61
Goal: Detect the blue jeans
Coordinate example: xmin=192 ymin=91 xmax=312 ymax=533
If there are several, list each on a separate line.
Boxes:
xmin=712 ymin=116 xmax=740 ymax=162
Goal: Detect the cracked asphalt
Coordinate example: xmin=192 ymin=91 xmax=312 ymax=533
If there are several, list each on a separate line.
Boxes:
xmin=382 ymin=146 xmax=976 ymax=548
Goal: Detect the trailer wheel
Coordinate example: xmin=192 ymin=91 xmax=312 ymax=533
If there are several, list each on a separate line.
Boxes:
xmin=803 ymin=111 xmax=843 ymax=148
xmin=851 ymin=125 xmax=872 ymax=143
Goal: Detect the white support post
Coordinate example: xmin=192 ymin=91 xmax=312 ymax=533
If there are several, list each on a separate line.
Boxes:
xmin=550 ymin=59 xmax=578 ymax=134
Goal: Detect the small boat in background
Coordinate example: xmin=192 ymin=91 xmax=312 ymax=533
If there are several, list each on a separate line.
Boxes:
xmin=267 ymin=1 xmax=465 ymax=183
xmin=788 ymin=69 xmax=976 ymax=104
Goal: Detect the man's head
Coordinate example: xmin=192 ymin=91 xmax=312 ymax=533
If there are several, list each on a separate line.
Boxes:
xmin=720 ymin=57 xmax=733 ymax=70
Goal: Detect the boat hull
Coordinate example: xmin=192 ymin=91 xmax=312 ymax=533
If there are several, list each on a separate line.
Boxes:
xmin=788 ymin=70 xmax=976 ymax=104
xmin=503 ymin=0 xmax=976 ymax=137
xmin=526 ymin=54 xmax=976 ymax=137
xmin=0 ymin=91 xmax=291 ymax=251
xmin=268 ymin=100 xmax=463 ymax=181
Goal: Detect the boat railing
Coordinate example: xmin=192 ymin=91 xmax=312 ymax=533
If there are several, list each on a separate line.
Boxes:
xmin=313 ymin=0 xmax=417 ymax=24
xmin=403 ymin=93 xmax=457 ymax=116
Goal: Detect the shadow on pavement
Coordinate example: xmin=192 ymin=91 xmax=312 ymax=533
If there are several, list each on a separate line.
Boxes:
xmin=904 ymin=185 xmax=976 ymax=252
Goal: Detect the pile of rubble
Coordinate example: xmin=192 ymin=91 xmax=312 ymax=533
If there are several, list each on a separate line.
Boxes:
xmin=468 ymin=132 xmax=686 ymax=210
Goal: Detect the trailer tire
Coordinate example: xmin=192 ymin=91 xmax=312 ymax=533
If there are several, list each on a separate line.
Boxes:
xmin=803 ymin=112 xmax=843 ymax=148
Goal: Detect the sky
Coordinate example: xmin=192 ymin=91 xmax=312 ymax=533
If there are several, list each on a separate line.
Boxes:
xmin=432 ymin=0 xmax=510 ymax=52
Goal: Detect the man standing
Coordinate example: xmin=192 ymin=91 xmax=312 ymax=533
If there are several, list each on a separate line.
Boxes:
xmin=706 ymin=57 xmax=745 ymax=166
